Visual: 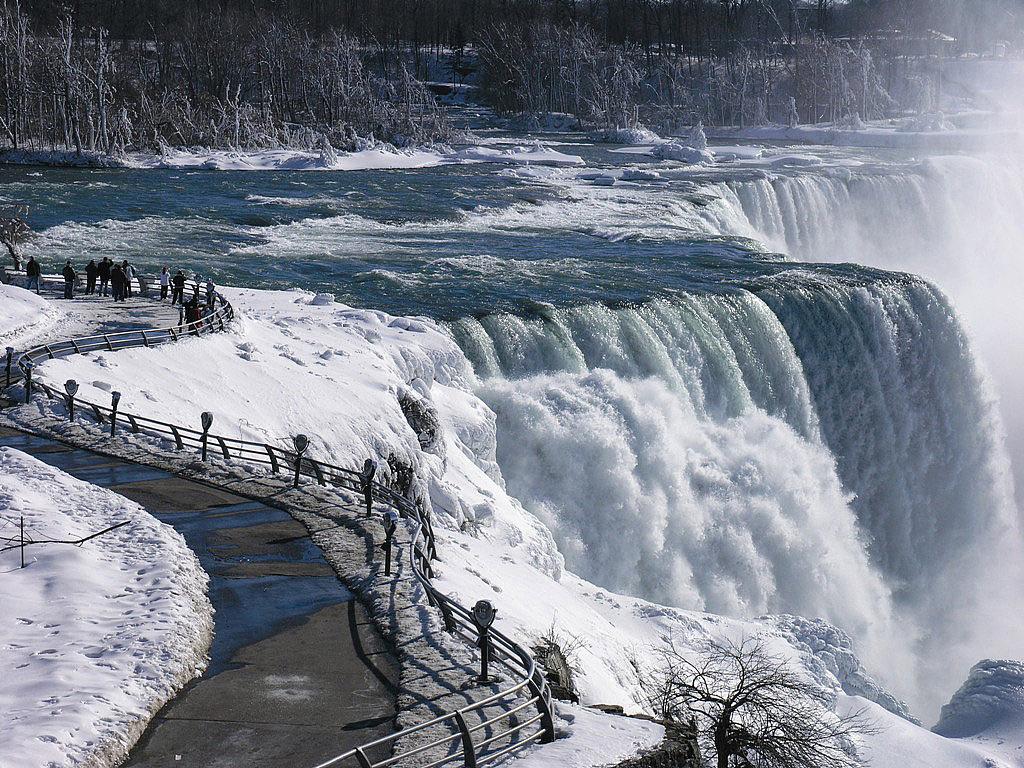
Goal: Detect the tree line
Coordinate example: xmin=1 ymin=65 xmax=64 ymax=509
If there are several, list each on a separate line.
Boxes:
xmin=0 ymin=0 xmax=1020 ymax=153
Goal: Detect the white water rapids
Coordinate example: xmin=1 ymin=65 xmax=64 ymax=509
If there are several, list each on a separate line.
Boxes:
xmin=452 ymin=150 xmax=1024 ymax=719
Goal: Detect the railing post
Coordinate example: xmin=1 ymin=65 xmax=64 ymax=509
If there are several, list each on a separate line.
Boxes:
xmin=454 ymin=711 xmax=479 ymax=768
xmin=110 ymin=391 xmax=121 ymax=437
xmin=292 ymin=434 xmax=309 ymax=488
xmin=200 ymin=412 xmax=213 ymax=461
xmin=360 ymin=459 xmax=377 ymax=517
xmin=20 ymin=516 xmax=25 ymax=569
xmin=64 ymin=379 xmax=79 ymax=422
xmin=4 ymin=347 xmax=13 ymax=389
xmin=265 ymin=444 xmax=280 ymax=473
xmin=527 ymin=672 xmax=557 ymax=743
xmin=382 ymin=511 xmax=398 ymax=576
xmin=23 ymin=362 xmax=33 ymax=403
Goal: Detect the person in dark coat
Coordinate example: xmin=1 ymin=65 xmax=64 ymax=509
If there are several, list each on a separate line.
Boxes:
xmin=171 ymin=270 xmax=186 ymax=305
xmin=110 ymin=263 xmax=126 ymax=302
xmin=97 ymin=257 xmax=112 ymax=296
xmin=184 ymin=294 xmax=201 ymax=334
xmin=25 ymin=256 xmax=41 ymax=293
xmin=61 ymin=260 xmax=76 ymax=299
xmin=85 ymin=259 xmax=98 ymax=295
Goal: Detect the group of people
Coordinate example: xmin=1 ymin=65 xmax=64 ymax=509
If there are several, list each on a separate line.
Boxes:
xmin=25 ymin=255 xmax=139 ymax=300
xmin=20 ymin=256 xmax=217 ymax=314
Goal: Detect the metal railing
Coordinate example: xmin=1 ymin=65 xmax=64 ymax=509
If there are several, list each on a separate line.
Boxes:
xmin=3 ymin=287 xmax=556 ymax=768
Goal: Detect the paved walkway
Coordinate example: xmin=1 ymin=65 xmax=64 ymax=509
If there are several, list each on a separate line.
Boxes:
xmin=0 ymin=426 xmax=399 ymax=767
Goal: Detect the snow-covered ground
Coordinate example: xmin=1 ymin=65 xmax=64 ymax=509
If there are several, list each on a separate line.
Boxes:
xmin=17 ymin=285 xmax=1024 ymax=767
xmin=0 ymin=283 xmax=64 ymax=350
xmin=0 ymin=447 xmax=212 ymax=768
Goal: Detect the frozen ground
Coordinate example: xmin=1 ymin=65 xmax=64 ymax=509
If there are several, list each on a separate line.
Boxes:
xmin=0 ymin=447 xmax=212 ymax=768
xmin=13 ymin=285 xmax=1023 ymax=766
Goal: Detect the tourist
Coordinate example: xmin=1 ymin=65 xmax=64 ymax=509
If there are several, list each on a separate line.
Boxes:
xmin=110 ymin=262 xmax=126 ymax=302
xmin=98 ymin=257 xmax=111 ymax=296
xmin=61 ymin=260 xmax=76 ymax=299
xmin=85 ymin=259 xmax=98 ymax=295
xmin=25 ymin=256 xmax=40 ymax=293
xmin=122 ymin=260 xmax=135 ymax=298
xmin=205 ymin=277 xmax=216 ymax=310
xmin=184 ymin=294 xmax=201 ymax=334
xmin=171 ymin=269 xmax=186 ymax=305
xmin=159 ymin=266 xmax=171 ymax=301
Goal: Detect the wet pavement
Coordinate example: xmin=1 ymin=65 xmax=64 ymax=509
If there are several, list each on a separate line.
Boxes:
xmin=0 ymin=426 xmax=398 ymax=768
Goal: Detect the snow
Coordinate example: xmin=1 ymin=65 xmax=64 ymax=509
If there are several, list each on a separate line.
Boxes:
xmin=651 ymin=142 xmax=715 ymax=164
xmin=589 ymin=126 xmax=663 ymax=145
xmin=0 ymin=140 xmax=585 ymax=172
xmin=12 ymin=285 xmax=1024 ymax=767
xmin=0 ymin=283 xmax=63 ymax=349
xmin=0 ymin=447 xmax=212 ymax=768
xmin=452 ymin=143 xmax=585 ymax=167
xmin=507 ymin=705 xmax=664 ymax=768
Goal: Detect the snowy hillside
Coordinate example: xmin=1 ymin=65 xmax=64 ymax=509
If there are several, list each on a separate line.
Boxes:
xmin=0 ymin=447 xmax=212 ymax=768
xmin=17 ymin=285 xmax=1023 ymax=766
xmin=0 ymin=283 xmax=63 ymax=349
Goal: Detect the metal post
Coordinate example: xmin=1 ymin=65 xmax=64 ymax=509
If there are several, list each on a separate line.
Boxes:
xmin=470 ymin=600 xmax=498 ymax=684
xmin=200 ymin=411 xmax=214 ymax=461
xmin=4 ymin=347 xmax=13 ymax=389
xmin=23 ymin=362 xmax=32 ymax=403
xmin=292 ymin=434 xmax=309 ymax=488
xmin=382 ymin=511 xmax=398 ymax=576
xmin=110 ymin=391 xmax=121 ymax=437
xmin=360 ymin=458 xmax=378 ymax=517
xmin=64 ymin=379 xmax=78 ymax=422
xmin=20 ymin=516 xmax=25 ymax=568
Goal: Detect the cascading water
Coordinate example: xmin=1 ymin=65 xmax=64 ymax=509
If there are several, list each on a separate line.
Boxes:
xmin=450 ymin=272 xmax=1023 ymax=716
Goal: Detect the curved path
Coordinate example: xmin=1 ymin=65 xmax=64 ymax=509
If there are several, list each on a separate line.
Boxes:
xmin=0 ymin=292 xmax=400 ymax=766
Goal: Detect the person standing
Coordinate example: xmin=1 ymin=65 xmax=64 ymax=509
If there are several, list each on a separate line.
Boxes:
xmin=61 ymin=260 xmax=76 ymax=299
xmin=98 ymin=257 xmax=111 ymax=296
xmin=159 ymin=266 xmax=171 ymax=301
xmin=25 ymin=256 xmax=41 ymax=293
xmin=205 ymin=277 xmax=216 ymax=310
xmin=171 ymin=269 xmax=186 ymax=305
xmin=85 ymin=259 xmax=98 ymax=295
xmin=110 ymin=262 xmax=125 ymax=302
xmin=122 ymin=260 xmax=135 ymax=299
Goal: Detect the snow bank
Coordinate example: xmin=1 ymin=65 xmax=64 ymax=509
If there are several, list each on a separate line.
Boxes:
xmin=0 ymin=447 xmax=211 ymax=768
xmin=0 ymin=141 xmax=585 ymax=172
xmin=453 ymin=142 xmax=585 ymax=166
xmin=589 ymin=126 xmax=663 ymax=145
xmin=651 ymin=142 xmax=715 ymax=164
xmin=0 ymin=283 xmax=63 ymax=349
xmin=509 ymin=705 xmax=664 ymax=768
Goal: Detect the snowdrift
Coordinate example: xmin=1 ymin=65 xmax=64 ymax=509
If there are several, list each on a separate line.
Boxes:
xmin=0 ymin=447 xmax=212 ymax=768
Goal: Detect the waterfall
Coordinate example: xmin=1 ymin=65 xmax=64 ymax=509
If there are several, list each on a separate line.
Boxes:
xmin=450 ymin=274 xmax=1023 ymax=715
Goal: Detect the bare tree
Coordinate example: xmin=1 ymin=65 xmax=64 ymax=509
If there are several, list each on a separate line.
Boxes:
xmin=633 ymin=638 xmax=874 ymax=768
xmin=0 ymin=202 xmax=28 ymax=268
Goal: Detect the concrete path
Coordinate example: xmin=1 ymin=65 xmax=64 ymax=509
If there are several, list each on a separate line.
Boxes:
xmin=0 ymin=426 xmax=398 ymax=768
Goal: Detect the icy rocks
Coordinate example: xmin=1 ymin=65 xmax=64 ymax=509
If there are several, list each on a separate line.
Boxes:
xmin=772 ymin=615 xmax=918 ymax=723
xmin=934 ymin=659 xmax=1024 ymax=738
xmin=651 ymin=142 xmax=715 ymax=165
